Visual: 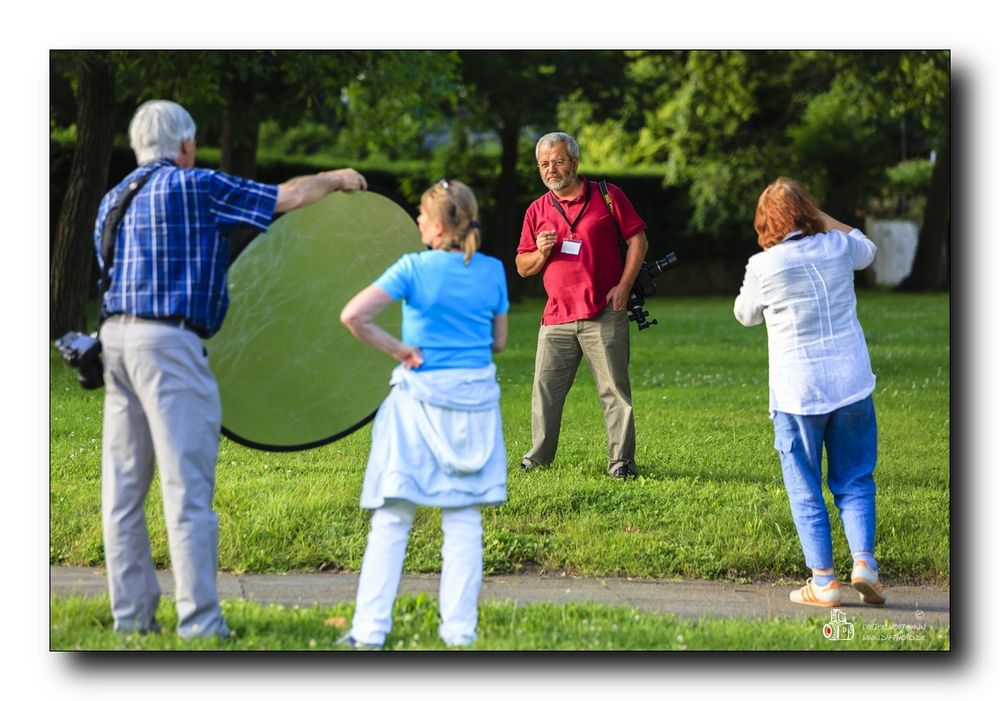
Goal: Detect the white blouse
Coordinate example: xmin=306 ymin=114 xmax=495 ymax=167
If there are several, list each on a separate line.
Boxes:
xmin=734 ymin=228 xmax=878 ymax=416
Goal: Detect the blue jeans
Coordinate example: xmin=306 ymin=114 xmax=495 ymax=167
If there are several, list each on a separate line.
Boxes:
xmin=772 ymin=395 xmax=877 ymax=571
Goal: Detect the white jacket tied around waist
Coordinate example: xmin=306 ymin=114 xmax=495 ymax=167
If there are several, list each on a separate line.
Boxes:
xmin=359 ymin=364 xmax=507 ymax=509
xmin=734 ymin=228 xmax=877 ymax=416
xmin=389 ymin=364 xmax=500 ymax=474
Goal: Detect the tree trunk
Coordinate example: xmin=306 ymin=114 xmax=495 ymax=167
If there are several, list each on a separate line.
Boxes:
xmin=898 ymin=135 xmax=950 ymax=291
xmin=50 ymin=53 xmax=116 ymax=339
xmin=493 ymin=120 xmax=525 ymax=302
xmin=220 ymin=68 xmax=262 ymax=264
xmin=220 ymin=101 xmax=259 ymax=179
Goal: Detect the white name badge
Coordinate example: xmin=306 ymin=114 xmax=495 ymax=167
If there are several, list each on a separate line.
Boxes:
xmin=560 ymin=239 xmax=582 ymax=255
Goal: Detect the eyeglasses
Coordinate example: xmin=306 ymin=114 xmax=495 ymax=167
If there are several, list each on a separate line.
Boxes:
xmin=537 ymin=159 xmax=572 ymax=170
xmin=438 ymin=178 xmax=458 ymax=223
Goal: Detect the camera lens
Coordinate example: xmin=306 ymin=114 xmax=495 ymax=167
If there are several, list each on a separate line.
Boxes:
xmin=649 ymin=251 xmax=679 ymax=277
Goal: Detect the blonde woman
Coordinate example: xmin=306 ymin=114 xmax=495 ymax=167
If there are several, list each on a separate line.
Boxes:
xmin=338 ymin=180 xmax=509 ymax=648
xmin=735 ymin=177 xmax=886 ymax=609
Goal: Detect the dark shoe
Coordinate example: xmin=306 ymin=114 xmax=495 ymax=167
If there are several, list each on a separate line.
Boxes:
xmin=608 ymin=461 xmax=638 ymax=479
xmin=336 ymin=633 xmax=383 ymax=650
xmin=520 ymin=457 xmax=542 ymax=471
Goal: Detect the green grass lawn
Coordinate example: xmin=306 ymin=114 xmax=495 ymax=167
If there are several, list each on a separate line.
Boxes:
xmin=49 ymin=291 xmax=949 ymax=650
xmin=51 ymin=594 xmax=949 ymax=651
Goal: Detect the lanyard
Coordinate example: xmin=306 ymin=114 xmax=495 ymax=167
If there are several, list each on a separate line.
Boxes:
xmin=548 ymin=181 xmax=591 ymax=235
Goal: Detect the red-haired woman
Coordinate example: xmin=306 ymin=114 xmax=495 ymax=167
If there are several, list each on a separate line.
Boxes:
xmin=735 ymin=177 xmax=886 ymax=609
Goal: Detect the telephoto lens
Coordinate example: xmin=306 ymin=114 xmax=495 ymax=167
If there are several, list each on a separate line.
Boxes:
xmin=648 ymin=251 xmax=679 ymax=277
xmin=626 ymin=251 xmax=679 ymax=331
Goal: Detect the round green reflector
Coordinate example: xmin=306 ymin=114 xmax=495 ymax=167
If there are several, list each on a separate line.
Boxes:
xmin=205 ymin=189 xmax=420 ymax=451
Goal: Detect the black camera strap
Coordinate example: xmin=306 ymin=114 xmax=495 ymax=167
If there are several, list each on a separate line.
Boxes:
xmin=598 ymin=180 xmax=628 ymax=261
xmin=97 ymin=171 xmax=153 ymax=329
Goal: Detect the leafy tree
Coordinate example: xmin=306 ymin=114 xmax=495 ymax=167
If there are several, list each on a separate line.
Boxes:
xmin=335 ymin=51 xmax=462 ymax=162
xmin=806 ymin=50 xmax=948 ymax=291
xmin=454 ymin=50 xmax=628 ymax=299
xmin=569 ymin=49 xmax=948 ymax=287
xmin=50 ymin=50 xmax=463 ymax=333
xmin=838 ymin=50 xmax=950 ymax=291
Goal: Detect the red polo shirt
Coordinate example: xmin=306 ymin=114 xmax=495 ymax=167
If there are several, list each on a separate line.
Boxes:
xmin=517 ymin=177 xmax=646 ymax=325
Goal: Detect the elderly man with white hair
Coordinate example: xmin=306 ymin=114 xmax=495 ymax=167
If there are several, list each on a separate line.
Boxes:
xmin=94 ymin=99 xmax=367 ymax=638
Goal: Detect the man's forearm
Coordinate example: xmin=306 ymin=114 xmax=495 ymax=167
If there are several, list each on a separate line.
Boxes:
xmin=618 ymin=233 xmax=649 ymax=288
xmin=516 ymin=251 xmax=548 ymax=277
xmin=275 ymin=168 xmax=366 ymax=213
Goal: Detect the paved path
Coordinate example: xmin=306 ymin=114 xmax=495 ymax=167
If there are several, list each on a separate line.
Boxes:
xmin=51 ymin=566 xmax=949 ymax=627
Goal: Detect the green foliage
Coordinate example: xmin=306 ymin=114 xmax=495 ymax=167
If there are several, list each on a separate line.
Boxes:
xmin=786 ymin=83 xmax=891 ymax=216
xmin=259 ymin=120 xmax=337 ymax=157
xmin=886 ymin=159 xmax=935 ymax=192
xmin=872 ymin=158 xmax=936 ymax=220
xmin=835 ymin=50 xmax=950 ymax=134
xmin=550 ymin=50 xmax=948 ymax=244
xmin=662 ymin=51 xmax=759 ymax=183
xmin=52 ymin=49 xmax=949 ymax=258
xmin=334 ymin=51 xmax=462 ymax=161
xmin=558 ymin=90 xmax=637 ymax=170
xmin=95 ymin=50 xmax=460 ymax=159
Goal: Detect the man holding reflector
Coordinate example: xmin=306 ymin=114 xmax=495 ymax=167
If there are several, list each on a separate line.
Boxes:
xmin=94 ymin=99 xmax=366 ymax=639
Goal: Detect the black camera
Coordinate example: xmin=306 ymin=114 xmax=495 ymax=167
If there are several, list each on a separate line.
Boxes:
xmin=55 ymin=331 xmax=104 ymax=390
xmin=626 ymin=251 xmax=679 ymax=330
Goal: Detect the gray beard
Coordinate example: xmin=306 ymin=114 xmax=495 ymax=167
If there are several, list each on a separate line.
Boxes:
xmin=543 ymin=174 xmax=577 ymax=194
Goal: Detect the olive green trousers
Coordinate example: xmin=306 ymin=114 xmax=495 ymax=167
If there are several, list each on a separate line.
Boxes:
xmin=524 ymin=307 xmax=636 ymax=472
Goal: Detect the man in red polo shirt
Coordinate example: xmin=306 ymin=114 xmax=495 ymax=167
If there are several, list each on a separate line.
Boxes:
xmin=515 ymin=132 xmax=649 ymax=479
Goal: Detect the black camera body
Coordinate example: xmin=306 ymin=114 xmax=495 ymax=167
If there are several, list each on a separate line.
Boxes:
xmin=55 ymin=331 xmax=104 ymax=390
xmin=626 ymin=251 xmax=679 ymax=330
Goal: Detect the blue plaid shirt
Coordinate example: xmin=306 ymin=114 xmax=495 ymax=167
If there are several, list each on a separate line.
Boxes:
xmin=94 ymin=160 xmax=278 ymax=338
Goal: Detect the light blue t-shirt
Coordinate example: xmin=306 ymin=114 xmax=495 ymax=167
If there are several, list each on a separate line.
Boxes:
xmin=373 ymin=250 xmax=509 ymax=371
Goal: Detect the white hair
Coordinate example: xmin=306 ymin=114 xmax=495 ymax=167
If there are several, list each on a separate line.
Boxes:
xmin=535 ymin=132 xmax=580 ymax=160
xmin=128 ymin=100 xmax=197 ymax=165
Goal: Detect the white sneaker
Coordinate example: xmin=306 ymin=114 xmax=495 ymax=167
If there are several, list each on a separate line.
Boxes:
xmin=789 ymin=578 xmax=842 ymax=607
xmin=851 ymin=561 xmax=886 ymax=605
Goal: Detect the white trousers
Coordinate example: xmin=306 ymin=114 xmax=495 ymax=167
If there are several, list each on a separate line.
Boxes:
xmin=350 ymin=501 xmax=483 ymax=646
xmin=99 ymin=316 xmax=228 ymax=638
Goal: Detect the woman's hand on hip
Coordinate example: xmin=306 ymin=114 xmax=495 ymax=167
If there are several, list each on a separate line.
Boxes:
xmin=393 ymin=344 xmax=424 ymax=369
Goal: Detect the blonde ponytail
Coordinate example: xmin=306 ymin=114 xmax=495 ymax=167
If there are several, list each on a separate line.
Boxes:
xmin=462 ymin=222 xmax=481 ymax=264
xmin=423 ymin=180 xmax=483 ymax=265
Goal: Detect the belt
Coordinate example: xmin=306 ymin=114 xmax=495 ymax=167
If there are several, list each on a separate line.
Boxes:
xmin=105 ymin=313 xmax=209 ymax=339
